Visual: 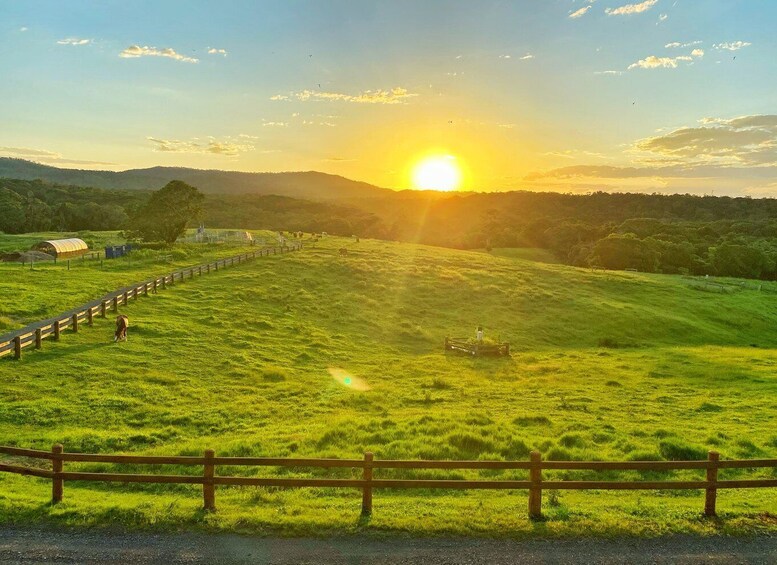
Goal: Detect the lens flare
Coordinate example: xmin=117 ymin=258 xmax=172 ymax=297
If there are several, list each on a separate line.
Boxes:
xmin=328 ymin=367 xmax=370 ymax=391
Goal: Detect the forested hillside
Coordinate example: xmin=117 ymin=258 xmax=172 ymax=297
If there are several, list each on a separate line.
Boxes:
xmin=3 ymin=174 xmax=777 ymax=280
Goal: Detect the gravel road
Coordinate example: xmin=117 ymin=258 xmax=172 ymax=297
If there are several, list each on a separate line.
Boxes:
xmin=0 ymin=527 xmax=774 ymax=564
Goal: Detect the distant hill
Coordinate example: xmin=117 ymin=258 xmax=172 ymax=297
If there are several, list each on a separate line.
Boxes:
xmin=0 ymin=158 xmax=391 ymax=200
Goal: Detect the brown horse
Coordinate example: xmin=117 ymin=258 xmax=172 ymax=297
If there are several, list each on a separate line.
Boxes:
xmin=114 ymin=315 xmax=129 ymax=342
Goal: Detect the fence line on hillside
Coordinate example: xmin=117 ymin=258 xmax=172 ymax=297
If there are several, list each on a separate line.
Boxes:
xmin=0 ymin=244 xmax=302 ymax=361
xmin=0 ymin=445 xmax=775 ymax=519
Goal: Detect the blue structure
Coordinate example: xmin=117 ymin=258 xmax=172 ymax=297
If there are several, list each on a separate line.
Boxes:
xmin=104 ymin=244 xmax=134 ymax=259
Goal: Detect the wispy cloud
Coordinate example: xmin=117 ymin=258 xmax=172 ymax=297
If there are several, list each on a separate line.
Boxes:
xmin=0 ymin=146 xmax=114 ymax=167
xmin=498 ymin=123 xmax=516 ymax=129
xmin=147 ymin=136 xmax=254 ymax=155
xmin=519 ymin=53 xmax=535 ymax=60
xmin=19 ymin=27 xmax=28 ymax=32
xmin=594 ymin=70 xmax=623 ymax=75
xmin=57 ymin=37 xmax=92 ymax=46
xmin=657 ymin=13 xmax=668 ymax=23
xmin=606 ymin=0 xmax=658 ymax=16
xmin=665 ymin=41 xmax=702 ymax=48
xmin=569 ymin=5 xmax=593 ymax=19
xmin=270 ymin=87 xmax=418 ymax=105
xmin=262 ymin=121 xmax=288 ymax=127
xmin=207 ymin=47 xmax=227 ymax=56
xmin=120 ymin=45 xmax=198 ymax=63
xmin=713 ymin=41 xmax=751 ymax=51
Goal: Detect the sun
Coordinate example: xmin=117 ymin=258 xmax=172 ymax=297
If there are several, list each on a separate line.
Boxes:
xmin=412 ymin=155 xmax=462 ymax=191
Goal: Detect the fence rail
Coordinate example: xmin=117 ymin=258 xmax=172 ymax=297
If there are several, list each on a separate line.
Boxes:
xmin=1 ymin=445 xmax=775 ymax=518
xmin=0 ymin=244 xmax=302 ymax=360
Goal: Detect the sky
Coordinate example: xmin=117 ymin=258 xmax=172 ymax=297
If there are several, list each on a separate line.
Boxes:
xmin=1 ymin=0 xmax=776 ymax=195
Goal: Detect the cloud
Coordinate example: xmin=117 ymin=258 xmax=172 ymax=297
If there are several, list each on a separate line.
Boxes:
xmin=520 ymin=53 xmax=535 ymax=60
xmin=207 ymin=47 xmax=227 ymax=56
xmin=147 ymin=136 xmax=254 ymax=156
xmin=19 ymin=27 xmax=28 ymax=32
xmin=628 ymin=55 xmax=689 ymax=69
xmin=713 ymin=41 xmax=751 ymax=51
xmin=665 ymin=40 xmax=702 ymax=48
xmin=0 ymin=146 xmax=114 ymax=167
xmin=594 ymin=70 xmax=623 ymax=75
xmin=569 ymin=5 xmax=593 ymax=18
xmin=628 ymin=49 xmax=702 ymax=70
xmin=606 ymin=0 xmax=658 ymax=16
xmin=498 ymin=123 xmax=516 ymax=129
xmin=633 ymin=115 xmax=777 ymax=167
xmin=57 ymin=38 xmax=91 ymax=46
xmin=525 ymin=115 xmax=777 ymax=195
xmin=499 ymin=54 xmax=511 ymax=59
xmin=323 ymin=157 xmax=357 ymax=162
xmin=120 ymin=45 xmax=198 ymax=63
xmin=262 ymin=121 xmax=288 ymax=127
xmin=271 ymin=87 xmax=418 ymax=105
xmin=0 ymin=146 xmax=61 ymax=158
xmin=658 ymin=13 xmax=668 ymax=22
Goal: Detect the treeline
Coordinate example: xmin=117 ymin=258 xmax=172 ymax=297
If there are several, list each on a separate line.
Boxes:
xmin=4 ymin=177 xmax=777 ymax=280
xmin=376 ymin=192 xmax=777 ymax=280
xmin=0 ymin=179 xmax=144 ymax=233
xmin=0 ymin=179 xmax=385 ymax=239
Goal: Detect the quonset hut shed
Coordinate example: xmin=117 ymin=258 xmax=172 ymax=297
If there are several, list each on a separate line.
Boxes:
xmin=31 ymin=238 xmax=89 ymax=259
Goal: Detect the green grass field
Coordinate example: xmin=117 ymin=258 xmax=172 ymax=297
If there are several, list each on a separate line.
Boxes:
xmin=0 ymin=233 xmax=775 ymax=537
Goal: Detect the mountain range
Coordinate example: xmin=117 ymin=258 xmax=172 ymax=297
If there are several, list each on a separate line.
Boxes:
xmin=0 ymin=158 xmax=391 ymax=200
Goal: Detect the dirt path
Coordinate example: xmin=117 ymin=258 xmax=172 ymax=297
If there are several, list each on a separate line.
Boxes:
xmin=0 ymin=527 xmax=775 ymax=564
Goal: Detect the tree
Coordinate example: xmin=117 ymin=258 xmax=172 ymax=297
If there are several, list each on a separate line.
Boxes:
xmin=128 ymin=181 xmax=203 ymax=244
xmin=0 ymin=188 xmax=26 ymax=233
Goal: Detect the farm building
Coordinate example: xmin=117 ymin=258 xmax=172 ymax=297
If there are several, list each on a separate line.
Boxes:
xmin=31 ymin=238 xmax=89 ymax=259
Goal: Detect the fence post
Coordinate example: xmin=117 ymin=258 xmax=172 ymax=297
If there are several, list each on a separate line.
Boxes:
xmin=705 ymin=451 xmax=720 ymax=517
xmin=162 ymin=277 xmax=167 ymax=290
xmin=144 ymin=283 xmax=149 ymax=297
xmin=54 ymin=320 xmax=61 ymax=341
xmin=153 ymin=280 xmax=158 ymax=294
xmin=123 ymin=291 xmax=129 ymax=305
xmin=13 ymin=336 xmax=21 ymax=360
xmin=87 ymin=308 xmax=93 ymax=326
xmin=362 ymin=452 xmax=374 ymax=515
xmin=72 ymin=313 xmax=79 ymax=333
xmin=203 ymin=449 xmax=216 ymax=512
xmin=52 ymin=443 xmax=63 ymax=504
xmin=112 ymin=296 xmax=118 ymax=313
xmin=101 ymin=301 xmax=107 ymax=318
xmin=207 ymin=264 xmax=210 ymax=274
xmin=35 ymin=328 xmax=42 ymax=349
xmin=529 ymin=451 xmax=543 ymax=519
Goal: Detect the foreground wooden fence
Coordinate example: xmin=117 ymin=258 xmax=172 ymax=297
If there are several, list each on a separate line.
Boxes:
xmin=1 ymin=445 xmax=775 ymax=518
xmin=0 ymin=244 xmax=302 ymax=360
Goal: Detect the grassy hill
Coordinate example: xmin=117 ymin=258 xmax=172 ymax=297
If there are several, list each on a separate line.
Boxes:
xmin=0 ymin=234 xmax=775 ymax=537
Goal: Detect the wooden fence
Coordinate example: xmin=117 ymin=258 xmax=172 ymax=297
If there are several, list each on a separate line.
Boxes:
xmin=0 ymin=445 xmax=775 ymax=518
xmin=0 ymin=244 xmax=302 ymax=361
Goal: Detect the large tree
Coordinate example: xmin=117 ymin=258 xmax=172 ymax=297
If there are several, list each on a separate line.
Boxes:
xmin=128 ymin=180 xmax=203 ymax=244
